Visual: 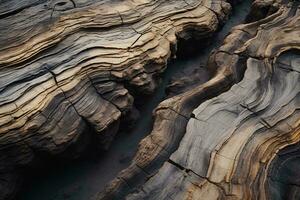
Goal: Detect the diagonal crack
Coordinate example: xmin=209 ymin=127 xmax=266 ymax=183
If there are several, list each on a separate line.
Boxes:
xmin=278 ymin=65 xmax=300 ymax=74
xmin=86 ymin=74 xmax=123 ymax=113
xmin=240 ymin=103 xmax=272 ymax=129
xmin=44 ymin=66 xmax=81 ymax=117
xmin=167 ymin=158 xmax=228 ymax=195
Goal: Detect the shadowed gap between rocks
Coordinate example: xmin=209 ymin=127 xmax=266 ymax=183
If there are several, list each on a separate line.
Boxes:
xmin=17 ymin=1 xmax=253 ymax=200
xmin=16 ymin=32 xmax=212 ymax=200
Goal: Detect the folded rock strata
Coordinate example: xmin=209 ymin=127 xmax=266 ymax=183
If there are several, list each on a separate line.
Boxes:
xmin=99 ymin=1 xmax=300 ymax=199
xmin=0 ymin=0 xmax=232 ymax=199
xmin=268 ymin=141 xmax=300 ymax=200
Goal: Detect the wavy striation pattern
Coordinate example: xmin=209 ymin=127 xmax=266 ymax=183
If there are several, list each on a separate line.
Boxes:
xmin=0 ymin=0 xmax=232 ymax=199
xmin=99 ymin=1 xmax=300 ymax=199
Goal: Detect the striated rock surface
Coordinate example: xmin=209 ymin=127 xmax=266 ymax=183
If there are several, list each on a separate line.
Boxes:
xmin=1 ymin=0 xmax=300 ymax=199
xmin=268 ymin=142 xmax=300 ymax=200
xmin=0 ymin=0 xmax=232 ymax=199
xmin=99 ymin=0 xmax=300 ymax=200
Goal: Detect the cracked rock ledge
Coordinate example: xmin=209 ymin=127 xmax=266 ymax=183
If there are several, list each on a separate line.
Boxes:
xmin=0 ymin=0 xmax=232 ymax=199
xmin=98 ymin=0 xmax=300 ymax=200
xmin=0 ymin=0 xmax=299 ymax=200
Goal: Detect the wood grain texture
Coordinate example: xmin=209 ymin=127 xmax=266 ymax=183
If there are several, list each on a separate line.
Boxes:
xmin=99 ymin=1 xmax=300 ymax=199
xmin=0 ymin=0 xmax=232 ymax=199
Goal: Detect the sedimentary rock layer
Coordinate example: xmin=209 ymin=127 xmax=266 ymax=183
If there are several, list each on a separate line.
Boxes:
xmin=99 ymin=1 xmax=300 ymax=199
xmin=268 ymin=142 xmax=300 ymax=200
xmin=0 ymin=0 xmax=232 ymax=199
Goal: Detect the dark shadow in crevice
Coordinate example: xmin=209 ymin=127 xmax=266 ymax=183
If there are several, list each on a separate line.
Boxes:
xmin=268 ymin=142 xmax=300 ymax=200
xmin=17 ymin=0 xmax=254 ymax=199
xmin=245 ymin=2 xmax=279 ymax=23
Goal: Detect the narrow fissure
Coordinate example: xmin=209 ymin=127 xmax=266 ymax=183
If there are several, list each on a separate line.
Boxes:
xmin=18 ymin=1 xmax=253 ymax=200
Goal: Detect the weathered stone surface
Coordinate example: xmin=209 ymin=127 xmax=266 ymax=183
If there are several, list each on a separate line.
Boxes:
xmin=99 ymin=1 xmax=300 ymax=199
xmin=2 ymin=0 xmax=299 ymax=199
xmin=166 ymin=66 xmax=211 ymax=97
xmin=0 ymin=0 xmax=232 ymax=199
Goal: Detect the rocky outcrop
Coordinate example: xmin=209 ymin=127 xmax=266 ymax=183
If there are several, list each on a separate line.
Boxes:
xmin=98 ymin=1 xmax=300 ymax=199
xmin=2 ymin=0 xmax=299 ymax=199
xmin=0 ymin=0 xmax=232 ymax=199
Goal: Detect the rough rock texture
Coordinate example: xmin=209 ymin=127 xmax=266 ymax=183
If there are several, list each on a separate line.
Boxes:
xmin=0 ymin=0 xmax=232 ymax=199
xmin=99 ymin=1 xmax=300 ymax=200
xmin=268 ymin=142 xmax=300 ymax=200
xmin=166 ymin=66 xmax=211 ymax=97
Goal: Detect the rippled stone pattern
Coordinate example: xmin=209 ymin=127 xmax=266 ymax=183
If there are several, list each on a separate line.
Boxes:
xmin=99 ymin=1 xmax=300 ymax=199
xmin=0 ymin=0 xmax=232 ymax=199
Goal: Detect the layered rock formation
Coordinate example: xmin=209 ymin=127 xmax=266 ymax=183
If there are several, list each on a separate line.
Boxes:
xmin=98 ymin=0 xmax=300 ymax=199
xmin=1 ymin=0 xmax=300 ymax=199
xmin=268 ymin=142 xmax=300 ymax=200
xmin=0 ymin=0 xmax=232 ymax=199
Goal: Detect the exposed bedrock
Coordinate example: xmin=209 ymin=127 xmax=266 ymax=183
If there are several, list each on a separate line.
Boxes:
xmin=0 ymin=0 xmax=233 ymax=199
xmin=98 ymin=1 xmax=300 ymax=200
xmin=165 ymin=0 xmax=252 ymax=97
xmin=268 ymin=142 xmax=300 ymax=200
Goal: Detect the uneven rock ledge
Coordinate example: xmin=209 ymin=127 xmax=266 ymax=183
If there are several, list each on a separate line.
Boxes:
xmin=98 ymin=1 xmax=300 ymax=200
xmin=0 ymin=0 xmax=299 ymax=199
xmin=0 ymin=0 xmax=232 ymax=199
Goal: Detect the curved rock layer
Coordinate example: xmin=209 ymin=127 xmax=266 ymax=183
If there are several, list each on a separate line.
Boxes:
xmin=268 ymin=142 xmax=300 ymax=200
xmin=99 ymin=1 xmax=300 ymax=199
xmin=0 ymin=0 xmax=232 ymax=199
